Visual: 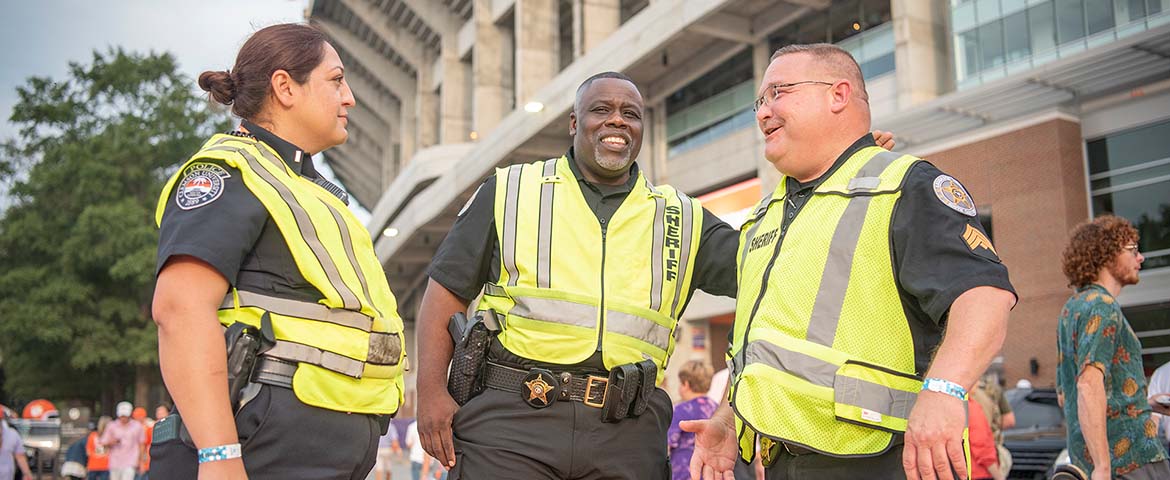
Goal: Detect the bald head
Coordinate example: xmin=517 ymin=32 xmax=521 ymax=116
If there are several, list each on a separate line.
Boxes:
xmin=771 ymin=44 xmax=868 ymax=103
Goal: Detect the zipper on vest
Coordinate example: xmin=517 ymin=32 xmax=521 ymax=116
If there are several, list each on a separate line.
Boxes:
xmin=596 ymin=228 xmax=607 ymax=352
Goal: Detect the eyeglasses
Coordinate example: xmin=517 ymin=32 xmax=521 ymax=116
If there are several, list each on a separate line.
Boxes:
xmin=1123 ymin=244 xmax=1140 ymax=257
xmin=752 ymin=81 xmax=835 ymax=112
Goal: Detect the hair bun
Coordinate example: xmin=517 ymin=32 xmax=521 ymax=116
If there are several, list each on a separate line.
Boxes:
xmin=198 ymin=70 xmax=236 ymax=105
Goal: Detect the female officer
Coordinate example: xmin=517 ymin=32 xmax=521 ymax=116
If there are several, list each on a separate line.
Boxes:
xmin=151 ymin=23 xmax=407 ymax=480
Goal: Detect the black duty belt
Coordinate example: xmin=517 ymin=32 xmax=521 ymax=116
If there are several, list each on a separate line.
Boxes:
xmin=251 ymin=356 xmax=297 ymax=389
xmin=483 ymin=362 xmax=609 ymax=408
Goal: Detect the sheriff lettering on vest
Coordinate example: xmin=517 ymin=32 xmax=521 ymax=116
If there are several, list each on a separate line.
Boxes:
xmin=685 ymin=44 xmax=1017 ymax=480
xmin=414 ymin=72 xmax=740 ymax=480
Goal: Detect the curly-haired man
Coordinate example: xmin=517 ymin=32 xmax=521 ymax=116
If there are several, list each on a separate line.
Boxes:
xmin=1056 ymin=215 xmax=1170 ymax=480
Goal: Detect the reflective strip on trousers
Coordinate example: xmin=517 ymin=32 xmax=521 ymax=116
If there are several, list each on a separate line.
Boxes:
xmin=805 ymin=150 xmax=902 ymax=346
xmin=669 ymin=191 xmax=695 ymax=318
xmin=221 ymin=290 xmax=373 ymax=332
xmin=648 ymin=180 xmax=666 ymax=312
xmin=205 ymin=144 xmax=362 ymax=311
xmin=536 ymin=160 xmax=557 ymax=288
xmin=501 ymin=165 xmax=524 ymax=286
xmin=743 ymin=340 xmax=916 ymax=420
xmin=265 ymin=341 xmax=366 ymax=378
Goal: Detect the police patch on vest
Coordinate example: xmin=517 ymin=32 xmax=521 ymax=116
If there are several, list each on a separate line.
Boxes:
xmin=176 ymin=162 xmax=231 ymax=210
xmin=749 ymin=228 xmax=779 ymax=253
xmin=932 ymin=175 xmax=976 ymax=217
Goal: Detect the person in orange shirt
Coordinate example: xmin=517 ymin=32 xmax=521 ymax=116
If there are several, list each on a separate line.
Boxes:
xmin=132 ymin=407 xmax=153 ymax=480
xmin=87 ymin=416 xmax=112 ymax=480
xmin=970 ymin=398 xmax=1004 ymax=480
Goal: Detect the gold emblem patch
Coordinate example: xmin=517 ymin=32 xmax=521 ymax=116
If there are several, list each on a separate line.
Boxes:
xmin=932 ymin=175 xmax=977 ymax=216
xmin=962 ymin=224 xmax=997 ymax=255
xmin=525 ymin=377 xmax=554 ymax=405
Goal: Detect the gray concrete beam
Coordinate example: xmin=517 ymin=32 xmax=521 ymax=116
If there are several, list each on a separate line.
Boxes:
xmin=400 ymin=0 xmax=464 ymax=34
xmin=338 ymin=0 xmax=432 ymax=68
xmin=688 ymin=11 xmax=752 ymax=44
xmin=315 ymin=17 xmax=418 ymax=97
xmin=645 ymin=40 xmax=748 ymax=104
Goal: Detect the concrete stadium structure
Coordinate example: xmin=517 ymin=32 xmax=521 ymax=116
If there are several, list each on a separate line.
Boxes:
xmin=305 ymin=0 xmax=1170 ymax=411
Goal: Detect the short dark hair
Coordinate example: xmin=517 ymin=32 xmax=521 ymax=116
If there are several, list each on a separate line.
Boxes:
xmin=198 ymin=23 xmax=329 ymax=121
xmin=770 ymin=43 xmax=867 ymax=101
xmin=1061 ymin=215 xmax=1139 ymax=288
xmin=574 ymin=71 xmax=638 ymax=112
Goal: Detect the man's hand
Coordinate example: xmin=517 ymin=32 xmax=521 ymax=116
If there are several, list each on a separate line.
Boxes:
xmin=873 ymin=130 xmax=896 ymax=150
xmin=1091 ymin=466 xmax=1111 ymax=480
xmin=903 ymin=390 xmax=969 ymax=480
xmin=418 ymin=389 xmax=459 ymax=469
xmin=1148 ymin=394 xmax=1170 ymax=415
xmin=680 ymin=407 xmax=738 ymax=480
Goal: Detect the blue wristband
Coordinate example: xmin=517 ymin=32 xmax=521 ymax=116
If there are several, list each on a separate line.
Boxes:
xmin=921 ymin=378 xmax=967 ymax=400
xmin=197 ymin=443 xmax=242 ymax=464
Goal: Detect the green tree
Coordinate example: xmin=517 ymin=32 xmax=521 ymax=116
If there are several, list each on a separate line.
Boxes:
xmin=0 ymin=48 xmax=228 ymax=409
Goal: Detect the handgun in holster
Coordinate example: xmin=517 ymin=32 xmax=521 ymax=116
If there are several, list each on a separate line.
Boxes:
xmin=447 ymin=311 xmax=498 ymax=405
xmin=225 ymin=312 xmax=276 ymax=412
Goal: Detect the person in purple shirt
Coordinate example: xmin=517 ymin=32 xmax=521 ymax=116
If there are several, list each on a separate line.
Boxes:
xmin=668 ymin=360 xmax=717 ymax=480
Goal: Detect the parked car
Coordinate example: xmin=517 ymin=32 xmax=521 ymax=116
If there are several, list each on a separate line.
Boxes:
xmin=1003 ymin=387 xmax=1066 ymax=479
xmin=9 ymin=418 xmax=61 ymax=474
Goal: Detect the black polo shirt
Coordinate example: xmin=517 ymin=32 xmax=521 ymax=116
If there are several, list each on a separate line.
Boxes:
xmin=428 ymin=148 xmax=740 ymax=371
xmin=156 ymin=121 xmax=349 ymax=304
xmin=741 ymin=134 xmax=1016 ymax=375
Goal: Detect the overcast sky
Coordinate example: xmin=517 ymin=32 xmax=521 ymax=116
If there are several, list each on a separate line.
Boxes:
xmin=0 ymin=0 xmax=370 ymax=222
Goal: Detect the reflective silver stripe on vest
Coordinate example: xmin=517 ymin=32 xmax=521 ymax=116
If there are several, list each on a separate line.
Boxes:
xmin=220 ymin=291 xmax=373 ymax=332
xmin=608 ymin=310 xmax=672 ymax=351
xmin=266 ymin=341 xmax=365 ymax=378
xmin=206 ymin=144 xmax=362 ymax=311
xmin=536 ymin=159 xmax=558 ymax=288
xmin=322 ymin=202 xmax=381 ymax=318
xmin=501 ymin=165 xmax=524 ymax=286
xmin=805 ymin=151 xmax=903 ymax=347
xmin=509 ymin=295 xmax=598 ymax=329
xmin=738 ymin=192 xmax=776 ymax=278
xmin=744 ymin=339 xmax=837 ymax=388
xmin=648 ymin=180 xmax=666 ymax=312
xmin=669 ymin=191 xmax=695 ymax=317
xmin=744 ymin=340 xmax=918 ymax=420
xmin=835 ymin=373 xmax=917 ymax=420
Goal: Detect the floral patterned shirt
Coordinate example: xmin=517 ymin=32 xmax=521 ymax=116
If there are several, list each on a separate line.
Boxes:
xmin=1056 ymin=284 xmax=1168 ymax=476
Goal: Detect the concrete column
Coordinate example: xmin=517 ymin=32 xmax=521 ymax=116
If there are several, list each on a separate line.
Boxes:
xmin=440 ymin=38 xmax=472 ymax=144
xmin=573 ymin=0 xmax=620 ymax=57
xmin=399 ymin=95 xmax=418 ymax=166
xmin=644 ymin=102 xmax=669 ymax=184
xmin=892 ymin=0 xmax=953 ymax=108
xmin=515 ymin=0 xmax=559 ymax=106
xmin=752 ymin=40 xmax=781 ymax=194
xmin=473 ymin=0 xmax=512 ymax=137
xmin=384 ymin=99 xmax=402 ymax=187
xmin=416 ymin=52 xmax=440 ymax=149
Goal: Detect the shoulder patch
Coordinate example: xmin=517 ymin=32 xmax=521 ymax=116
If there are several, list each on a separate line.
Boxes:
xmin=962 ymin=223 xmax=999 ymax=262
xmin=175 ymin=162 xmax=231 ymax=210
xmin=932 ymin=175 xmax=976 ymax=217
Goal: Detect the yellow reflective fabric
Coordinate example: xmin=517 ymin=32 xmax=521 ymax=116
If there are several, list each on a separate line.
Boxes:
xmin=478 ymin=157 xmax=702 ymax=384
xmin=157 ymin=134 xmax=405 ymax=415
xmin=729 ymin=147 xmax=923 ymax=457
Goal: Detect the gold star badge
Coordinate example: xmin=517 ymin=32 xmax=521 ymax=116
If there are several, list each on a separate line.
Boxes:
xmin=525 ymin=377 xmax=554 ymax=405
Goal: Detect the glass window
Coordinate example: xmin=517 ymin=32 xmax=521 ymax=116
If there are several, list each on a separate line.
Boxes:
xmin=1126 ymin=302 xmax=1170 ymax=374
xmin=954 ymin=0 xmax=978 ymax=32
xmin=1151 ymin=0 xmax=1170 ymax=15
xmin=1003 ymin=11 xmax=1032 ymax=62
xmin=959 ymin=29 xmax=981 ymax=78
xmin=1088 ymin=119 xmax=1170 ymax=269
xmin=1117 ymin=0 xmax=1148 ymax=23
xmin=1086 ymin=0 xmax=1117 ymax=34
xmin=980 ymin=20 xmax=1006 ymax=69
xmin=1029 ymin=2 xmax=1057 ymax=53
xmin=1056 ymin=0 xmax=1087 ymax=44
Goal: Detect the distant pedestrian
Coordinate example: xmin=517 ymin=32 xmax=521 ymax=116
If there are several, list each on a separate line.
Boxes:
xmin=101 ymin=402 xmax=144 ymax=480
xmin=373 ymin=422 xmax=400 ymax=480
xmin=132 ymin=407 xmax=152 ymax=480
xmin=668 ymin=360 xmax=717 ymax=480
xmin=968 ymin=398 xmax=1003 ymax=480
xmin=1057 ymin=215 xmax=1169 ymax=479
xmin=87 ymin=416 xmax=111 ymax=480
xmin=1148 ymin=361 xmax=1170 ymax=449
xmin=1 ymin=414 xmax=34 ymax=480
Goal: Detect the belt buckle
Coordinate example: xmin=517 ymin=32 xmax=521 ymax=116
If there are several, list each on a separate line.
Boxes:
xmin=583 ymin=375 xmax=608 ymax=408
xmin=521 ymin=369 xmax=559 ymax=409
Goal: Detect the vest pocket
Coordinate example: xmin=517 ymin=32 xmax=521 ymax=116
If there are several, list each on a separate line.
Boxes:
xmin=832 ymin=360 xmax=921 ymax=434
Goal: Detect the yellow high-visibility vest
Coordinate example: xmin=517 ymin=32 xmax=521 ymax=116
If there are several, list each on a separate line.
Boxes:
xmin=729 ymin=147 xmax=924 ymax=457
xmin=477 ymin=156 xmax=702 ymax=383
xmin=156 ymin=134 xmax=406 ymax=415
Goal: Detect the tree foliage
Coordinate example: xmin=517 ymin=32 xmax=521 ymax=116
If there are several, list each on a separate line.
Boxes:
xmin=0 ymin=48 xmax=228 ymax=401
